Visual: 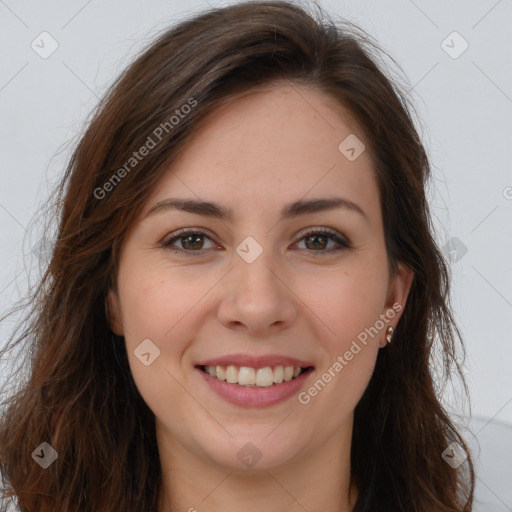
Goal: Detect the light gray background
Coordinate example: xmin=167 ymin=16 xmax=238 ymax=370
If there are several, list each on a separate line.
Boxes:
xmin=1 ymin=0 xmax=511 ymax=510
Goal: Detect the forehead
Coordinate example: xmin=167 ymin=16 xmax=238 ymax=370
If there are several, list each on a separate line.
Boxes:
xmin=142 ymin=84 xmax=380 ymax=222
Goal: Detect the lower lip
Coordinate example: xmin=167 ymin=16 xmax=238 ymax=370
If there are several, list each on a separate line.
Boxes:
xmin=196 ymin=367 xmax=314 ymax=408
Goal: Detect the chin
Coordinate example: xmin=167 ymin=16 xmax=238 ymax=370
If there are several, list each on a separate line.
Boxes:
xmin=199 ymin=435 xmax=302 ymax=472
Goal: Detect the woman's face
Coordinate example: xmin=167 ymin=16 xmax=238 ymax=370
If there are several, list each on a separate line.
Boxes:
xmin=108 ymin=83 xmax=412 ymax=473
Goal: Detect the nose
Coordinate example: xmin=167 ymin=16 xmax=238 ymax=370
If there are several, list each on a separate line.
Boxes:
xmin=216 ymin=250 xmax=298 ymax=335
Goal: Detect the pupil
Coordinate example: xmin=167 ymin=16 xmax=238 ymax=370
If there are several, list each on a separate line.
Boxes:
xmin=306 ymin=234 xmax=326 ymax=250
xmin=183 ymin=234 xmax=203 ymax=250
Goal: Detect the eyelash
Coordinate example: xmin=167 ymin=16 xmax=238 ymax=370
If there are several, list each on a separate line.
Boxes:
xmin=161 ymin=227 xmax=351 ymax=256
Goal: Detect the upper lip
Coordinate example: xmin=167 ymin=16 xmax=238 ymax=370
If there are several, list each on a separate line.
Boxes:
xmin=196 ymin=354 xmax=315 ymax=369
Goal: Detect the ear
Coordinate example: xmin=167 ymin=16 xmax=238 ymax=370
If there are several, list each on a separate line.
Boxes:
xmin=106 ymin=288 xmax=124 ymax=336
xmin=380 ymin=262 xmax=414 ymax=347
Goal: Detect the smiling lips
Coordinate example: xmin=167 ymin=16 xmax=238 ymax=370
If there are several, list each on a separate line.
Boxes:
xmin=196 ymin=353 xmax=314 ymax=386
xmin=195 ymin=353 xmax=315 ymax=407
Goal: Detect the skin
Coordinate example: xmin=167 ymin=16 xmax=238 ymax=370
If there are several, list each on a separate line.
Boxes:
xmin=108 ymin=82 xmax=414 ymax=512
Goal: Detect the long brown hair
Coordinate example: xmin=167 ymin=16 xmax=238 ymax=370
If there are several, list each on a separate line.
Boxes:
xmin=0 ymin=1 xmax=474 ymax=510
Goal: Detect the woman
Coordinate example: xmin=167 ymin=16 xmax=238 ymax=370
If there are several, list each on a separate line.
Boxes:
xmin=0 ymin=1 xmax=474 ymax=510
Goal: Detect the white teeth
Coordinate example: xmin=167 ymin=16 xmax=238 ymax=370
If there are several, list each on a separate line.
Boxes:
xmin=225 ymin=365 xmax=238 ymax=383
xmin=238 ymin=367 xmax=256 ymax=385
xmin=216 ymin=365 xmax=226 ymax=380
xmin=283 ymin=366 xmax=294 ymax=381
xmin=255 ymin=367 xmax=274 ymax=387
xmin=273 ymin=365 xmax=284 ymax=383
xmin=203 ymin=364 xmax=306 ymax=387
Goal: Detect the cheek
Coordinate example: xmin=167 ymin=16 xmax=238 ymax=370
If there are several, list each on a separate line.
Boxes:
xmin=298 ymin=263 xmax=389 ymax=348
xmin=118 ymin=261 xmax=208 ymax=343
xmin=116 ymin=264 xmax=201 ymax=420
xmin=296 ymin=269 xmax=384 ymax=423
xmin=293 ymin=262 xmax=387 ymax=407
xmin=116 ymin=259 xmax=223 ymax=399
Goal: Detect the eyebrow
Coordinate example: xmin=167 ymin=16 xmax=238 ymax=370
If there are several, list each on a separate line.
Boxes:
xmin=144 ymin=196 xmax=368 ymax=221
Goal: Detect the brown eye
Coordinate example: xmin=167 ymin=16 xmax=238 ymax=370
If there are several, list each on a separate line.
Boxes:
xmin=295 ymin=228 xmax=351 ymax=253
xmin=304 ymin=233 xmax=328 ymax=251
xmin=162 ymin=229 xmax=217 ymax=254
xmin=180 ymin=234 xmax=205 ymax=250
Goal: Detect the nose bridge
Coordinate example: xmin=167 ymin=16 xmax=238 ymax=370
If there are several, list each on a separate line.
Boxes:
xmin=217 ymin=239 xmax=297 ymax=332
xmin=233 ymin=241 xmax=283 ymax=304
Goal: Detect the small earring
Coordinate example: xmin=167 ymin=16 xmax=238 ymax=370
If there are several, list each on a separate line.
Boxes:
xmin=385 ymin=326 xmax=394 ymax=344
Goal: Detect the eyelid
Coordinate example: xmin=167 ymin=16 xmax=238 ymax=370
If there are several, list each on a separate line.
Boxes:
xmin=292 ymin=227 xmax=351 ymax=251
xmin=161 ymin=227 xmax=220 ymax=250
xmin=294 ymin=226 xmax=348 ymax=242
